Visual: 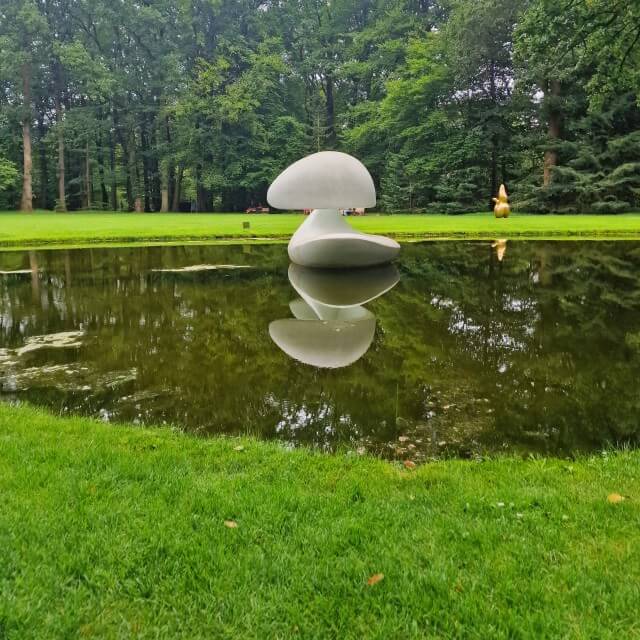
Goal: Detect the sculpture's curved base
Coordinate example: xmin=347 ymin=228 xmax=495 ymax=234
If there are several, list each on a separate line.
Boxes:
xmin=288 ymin=263 xmax=400 ymax=308
xmin=288 ymin=209 xmax=400 ymax=268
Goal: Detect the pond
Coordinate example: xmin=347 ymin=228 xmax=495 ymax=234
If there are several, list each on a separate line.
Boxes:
xmin=1 ymin=240 xmax=639 ymax=462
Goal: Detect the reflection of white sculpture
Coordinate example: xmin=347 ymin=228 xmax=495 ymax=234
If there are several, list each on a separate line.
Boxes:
xmin=288 ymin=263 xmax=399 ymax=312
xmin=269 ymin=264 xmax=399 ymax=368
xmin=270 ymin=303 xmax=376 ymax=369
xmin=267 ymin=151 xmax=400 ymax=268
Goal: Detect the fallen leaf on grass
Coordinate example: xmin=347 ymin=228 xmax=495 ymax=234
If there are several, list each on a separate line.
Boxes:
xmin=367 ymin=573 xmax=384 ymax=586
xmin=224 ymin=520 xmax=238 ymax=528
xmin=403 ymin=460 xmax=416 ymax=470
xmin=607 ymin=493 xmax=625 ymax=504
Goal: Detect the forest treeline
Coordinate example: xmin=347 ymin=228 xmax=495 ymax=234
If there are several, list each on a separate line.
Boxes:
xmin=0 ymin=0 xmax=639 ymax=214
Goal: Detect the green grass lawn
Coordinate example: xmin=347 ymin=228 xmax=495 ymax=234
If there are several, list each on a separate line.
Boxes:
xmin=1 ymin=211 xmax=640 ymax=249
xmin=1 ymin=403 xmax=639 ymax=638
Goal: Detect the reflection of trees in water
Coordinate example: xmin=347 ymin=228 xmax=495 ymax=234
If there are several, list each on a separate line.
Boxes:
xmin=381 ymin=242 xmax=640 ymax=455
xmin=1 ymin=241 xmax=640 ymax=458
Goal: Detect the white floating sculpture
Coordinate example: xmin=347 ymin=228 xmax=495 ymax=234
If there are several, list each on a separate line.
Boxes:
xmin=267 ymin=151 xmax=400 ymax=268
xmin=269 ymin=264 xmax=399 ymax=368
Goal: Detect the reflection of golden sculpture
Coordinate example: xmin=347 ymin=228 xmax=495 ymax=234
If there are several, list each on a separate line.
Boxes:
xmin=491 ymin=239 xmax=507 ymax=262
xmin=493 ymin=184 xmax=511 ymax=218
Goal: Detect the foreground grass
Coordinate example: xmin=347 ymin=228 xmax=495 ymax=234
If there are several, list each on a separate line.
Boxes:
xmin=1 ymin=404 xmax=639 ymax=638
xmin=1 ymin=211 xmax=640 ymax=248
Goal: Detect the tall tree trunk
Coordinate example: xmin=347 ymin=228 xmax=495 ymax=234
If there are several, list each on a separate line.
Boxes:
xmin=172 ymin=165 xmax=183 ymax=212
xmin=98 ymin=129 xmax=108 ymax=209
xmin=134 ymin=157 xmax=143 ymax=212
xmin=324 ymin=73 xmax=336 ymax=146
xmin=168 ymin=163 xmax=175 ymax=210
xmin=195 ymin=166 xmax=204 ymax=212
xmin=125 ymin=126 xmax=140 ymax=211
xmin=160 ymin=157 xmax=169 ymax=212
xmin=133 ymin=136 xmax=143 ymax=212
xmin=490 ymin=147 xmax=498 ymax=209
xmin=125 ymin=166 xmax=133 ymax=211
xmin=20 ymin=63 xmax=33 ymax=212
xmin=37 ymin=115 xmax=49 ymax=209
xmin=543 ymin=79 xmax=561 ymax=187
xmin=196 ymin=182 xmax=208 ymax=212
xmin=150 ymin=124 xmax=161 ymax=211
xmin=164 ymin=116 xmax=173 ymax=211
xmin=55 ymin=94 xmax=66 ymax=211
xmin=141 ymin=126 xmax=151 ymax=211
xmin=488 ymin=60 xmax=499 ymax=208
xmin=160 ymin=183 xmax=169 ymax=212
xmin=84 ymin=142 xmax=92 ymax=209
xmin=110 ymin=107 xmax=118 ymax=210
xmin=117 ymin=115 xmax=134 ymax=211
xmin=109 ymin=135 xmax=117 ymax=210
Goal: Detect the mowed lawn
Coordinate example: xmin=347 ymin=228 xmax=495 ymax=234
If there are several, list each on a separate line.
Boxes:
xmin=1 ymin=404 xmax=639 ymax=638
xmin=1 ymin=211 xmax=640 ymax=247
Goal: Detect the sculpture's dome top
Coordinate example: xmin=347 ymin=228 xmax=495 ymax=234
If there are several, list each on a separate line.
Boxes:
xmin=267 ymin=151 xmax=376 ymax=209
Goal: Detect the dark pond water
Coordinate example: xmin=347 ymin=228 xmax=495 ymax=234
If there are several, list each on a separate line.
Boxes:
xmin=1 ymin=241 xmax=639 ymax=461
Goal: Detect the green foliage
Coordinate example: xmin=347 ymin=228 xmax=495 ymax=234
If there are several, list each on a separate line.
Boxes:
xmin=0 ymin=156 xmax=19 ymax=191
xmin=515 ymin=95 xmax=640 ymax=213
xmin=0 ymin=156 xmax=19 ymax=208
xmin=0 ymin=0 xmax=639 ymax=212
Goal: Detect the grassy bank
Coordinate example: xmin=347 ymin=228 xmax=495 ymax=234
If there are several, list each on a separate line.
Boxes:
xmin=1 ymin=404 xmax=639 ymax=638
xmin=1 ymin=211 xmax=640 ymax=249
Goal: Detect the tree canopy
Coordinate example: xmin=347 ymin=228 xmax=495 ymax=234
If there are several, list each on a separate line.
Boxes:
xmin=0 ymin=0 xmax=639 ymax=213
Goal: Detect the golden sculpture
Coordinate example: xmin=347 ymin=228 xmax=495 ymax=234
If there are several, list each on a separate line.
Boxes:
xmin=493 ymin=184 xmax=511 ymax=218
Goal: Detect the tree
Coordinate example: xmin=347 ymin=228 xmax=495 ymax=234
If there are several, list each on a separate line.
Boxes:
xmin=0 ymin=0 xmax=638 ymax=213
xmin=514 ymin=0 xmax=640 ymax=211
xmin=0 ymin=0 xmax=48 ymax=212
xmin=0 ymin=155 xmax=19 ymax=193
xmin=444 ymin=0 xmax=524 ymax=202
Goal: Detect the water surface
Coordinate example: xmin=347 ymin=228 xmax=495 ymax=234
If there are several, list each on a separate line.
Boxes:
xmin=1 ymin=241 xmax=639 ymax=461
